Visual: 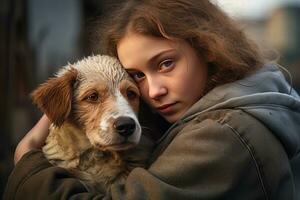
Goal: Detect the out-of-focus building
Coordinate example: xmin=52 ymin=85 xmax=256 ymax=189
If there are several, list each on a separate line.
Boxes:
xmin=265 ymin=5 xmax=300 ymax=92
xmin=236 ymin=3 xmax=300 ymax=92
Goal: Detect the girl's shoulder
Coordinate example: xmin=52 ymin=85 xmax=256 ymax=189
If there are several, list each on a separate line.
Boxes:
xmin=150 ymin=109 xmax=294 ymax=200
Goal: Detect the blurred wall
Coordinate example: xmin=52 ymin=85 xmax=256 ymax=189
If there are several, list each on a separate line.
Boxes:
xmin=233 ymin=3 xmax=300 ymax=92
xmin=265 ymin=5 xmax=300 ymax=91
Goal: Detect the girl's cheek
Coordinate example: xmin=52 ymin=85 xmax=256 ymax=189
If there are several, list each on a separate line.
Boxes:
xmin=138 ymin=83 xmax=149 ymax=100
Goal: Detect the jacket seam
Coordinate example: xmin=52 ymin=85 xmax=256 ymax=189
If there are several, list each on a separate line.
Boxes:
xmin=224 ymin=123 xmax=269 ymax=200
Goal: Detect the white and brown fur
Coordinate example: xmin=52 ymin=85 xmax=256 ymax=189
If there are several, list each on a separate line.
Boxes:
xmin=31 ymin=55 xmax=153 ymax=193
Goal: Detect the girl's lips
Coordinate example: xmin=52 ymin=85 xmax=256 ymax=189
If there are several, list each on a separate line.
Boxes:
xmin=156 ymin=102 xmax=178 ymax=113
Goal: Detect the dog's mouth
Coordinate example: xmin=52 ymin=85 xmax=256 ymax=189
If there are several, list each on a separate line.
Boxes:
xmin=96 ymin=141 xmax=137 ymax=151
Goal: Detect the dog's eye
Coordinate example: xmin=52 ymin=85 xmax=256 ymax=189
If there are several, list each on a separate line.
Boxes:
xmin=86 ymin=92 xmax=99 ymax=102
xmin=127 ymin=90 xmax=138 ymax=100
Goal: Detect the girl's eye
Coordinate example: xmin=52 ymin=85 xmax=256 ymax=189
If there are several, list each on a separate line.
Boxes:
xmin=159 ymin=59 xmax=175 ymax=72
xmin=86 ymin=92 xmax=99 ymax=102
xmin=131 ymin=72 xmax=145 ymax=82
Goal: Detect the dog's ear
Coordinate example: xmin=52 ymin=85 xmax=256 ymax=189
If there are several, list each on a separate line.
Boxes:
xmin=31 ymin=68 xmax=78 ymax=126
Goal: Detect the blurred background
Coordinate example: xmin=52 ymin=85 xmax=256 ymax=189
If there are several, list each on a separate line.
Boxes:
xmin=1 ymin=0 xmax=300 ymax=196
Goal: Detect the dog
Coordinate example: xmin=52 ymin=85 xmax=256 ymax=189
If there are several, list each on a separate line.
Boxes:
xmin=31 ymin=55 xmax=154 ymax=193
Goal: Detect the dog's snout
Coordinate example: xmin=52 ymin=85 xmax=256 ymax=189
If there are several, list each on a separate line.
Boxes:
xmin=114 ymin=117 xmax=136 ymax=137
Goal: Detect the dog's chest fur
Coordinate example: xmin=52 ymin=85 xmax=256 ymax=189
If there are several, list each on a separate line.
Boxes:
xmin=43 ymin=123 xmax=153 ymax=192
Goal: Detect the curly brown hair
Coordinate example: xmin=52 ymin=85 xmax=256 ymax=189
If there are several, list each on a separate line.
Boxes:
xmin=96 ymin=0 xmax=265 ymax=93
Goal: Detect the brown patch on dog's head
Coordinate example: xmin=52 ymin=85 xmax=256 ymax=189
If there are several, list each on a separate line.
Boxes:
xmin=31 ymin=68 xmax=78 ymax=126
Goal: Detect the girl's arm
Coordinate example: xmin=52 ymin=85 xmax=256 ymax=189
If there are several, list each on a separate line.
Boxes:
xmin=14 ymin=114 xmax=50 ymax=164
xmin=4 ymin=111 xmax=278 ymax=200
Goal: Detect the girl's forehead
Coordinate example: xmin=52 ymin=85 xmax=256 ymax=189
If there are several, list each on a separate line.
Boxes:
xmin=117 ymin=33 xmax=186 ymax=68
xmin=118 ymin=33 xmax=173 ymax=50
xmin=118 ymin=35 xmax=172 ymax=65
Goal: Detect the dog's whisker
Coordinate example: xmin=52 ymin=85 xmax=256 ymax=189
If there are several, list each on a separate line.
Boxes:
xmin=141 ymin=126 xmax=154 ymax=131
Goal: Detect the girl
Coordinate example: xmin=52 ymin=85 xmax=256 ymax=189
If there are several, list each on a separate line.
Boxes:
xmin=5 ymin=0 xmax=300 ymax=199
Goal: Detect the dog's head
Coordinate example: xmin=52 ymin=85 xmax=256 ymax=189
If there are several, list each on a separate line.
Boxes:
xmin=31 ymin=55 xmax=141 ymax=151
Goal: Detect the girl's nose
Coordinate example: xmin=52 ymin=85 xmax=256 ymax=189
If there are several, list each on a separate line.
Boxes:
xmin=147 ymin=77 xmax=167 ymax=100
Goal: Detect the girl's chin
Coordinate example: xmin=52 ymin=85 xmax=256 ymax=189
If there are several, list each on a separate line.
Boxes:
xmin=161 ymin=106 xmax=191 ymax=123
xmin=161 ymin=112 xmax=181 ymax=123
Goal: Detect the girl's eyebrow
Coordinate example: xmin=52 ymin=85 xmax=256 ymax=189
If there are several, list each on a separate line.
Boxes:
xmin=125 ymin=49 xmax=176 ymax=72
xmin=148 ymin=49 xmax=176 ymax=65
xmin=126 ymin=69 xmax=139 ymax=73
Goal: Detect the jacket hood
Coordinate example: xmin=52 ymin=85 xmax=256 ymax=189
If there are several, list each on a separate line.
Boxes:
xmin=182 ymin=63 xmax=300 ymax=159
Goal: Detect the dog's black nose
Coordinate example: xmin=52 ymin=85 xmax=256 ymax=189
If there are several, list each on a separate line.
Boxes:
xmin=114 ymin=117 xmax=136 ymax=137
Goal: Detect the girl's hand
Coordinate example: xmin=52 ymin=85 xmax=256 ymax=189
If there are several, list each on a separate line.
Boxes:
xmin=14 ymin=114 xmax=50 ymax=165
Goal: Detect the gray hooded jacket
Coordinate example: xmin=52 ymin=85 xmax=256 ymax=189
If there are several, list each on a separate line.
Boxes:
xmin=150 ymin=63 xmax=300 ymax=199
xmin=182 ymin=63 xmax=300 ymax=159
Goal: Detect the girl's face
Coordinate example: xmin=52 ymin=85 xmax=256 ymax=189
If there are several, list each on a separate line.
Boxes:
xmin=117 ymin=33 xmax=208 ymax=123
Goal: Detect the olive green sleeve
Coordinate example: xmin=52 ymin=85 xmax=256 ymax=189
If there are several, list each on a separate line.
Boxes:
xmin=3 ymin=150 xmax=106 ymax=200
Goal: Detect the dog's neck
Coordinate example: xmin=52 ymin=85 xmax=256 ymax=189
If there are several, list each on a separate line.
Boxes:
xmin=42 ymin=122 xmax=92 ymax=168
